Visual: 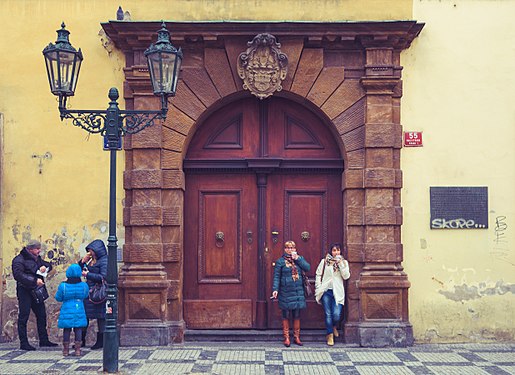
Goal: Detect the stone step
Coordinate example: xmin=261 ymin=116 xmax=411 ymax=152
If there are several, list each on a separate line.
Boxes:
xmin=185 ymin=329 xmax=330 ymax=342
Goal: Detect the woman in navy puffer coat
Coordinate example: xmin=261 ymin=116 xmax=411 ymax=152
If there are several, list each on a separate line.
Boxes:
xmin=272 ymin=240 xmax=310 ymax=347
xmin=55 ymin=263 xmax=89 ymax=356
xmin=78 ymin=239 xmax=108 ymax=350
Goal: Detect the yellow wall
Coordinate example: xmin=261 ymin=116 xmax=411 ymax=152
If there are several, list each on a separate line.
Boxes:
xmin=401 ymin=0 xmax=515 ymax=342
xmin=2 ymin=0 xmax=512 ymax=344
xmin=0 ymin=0 xmax=411 ymax=342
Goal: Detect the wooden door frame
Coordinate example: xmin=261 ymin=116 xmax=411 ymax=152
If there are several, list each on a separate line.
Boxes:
xmin=103 ymin=20 xmax=424 ymax=346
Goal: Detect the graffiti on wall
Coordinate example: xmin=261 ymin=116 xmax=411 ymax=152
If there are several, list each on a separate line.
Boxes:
xmin=491 ymin=215 xmax=511 ymax=265
xmin=494 ymin=216 xmax=507 ymax=245
xmin=429 ymin=187 xmax=488 ymax=230
xmin=430 ymin=218 xmax=486 ymax=229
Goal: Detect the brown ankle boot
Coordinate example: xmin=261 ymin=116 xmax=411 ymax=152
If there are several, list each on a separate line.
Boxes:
xmin=62 ymin=341 xmax=69 ymax=357
xmin=282 ymin=319 xmax=291 ymax=347
xmin=74 ymin=341 xmax=81 ymax=356
xmin=293 ymin=319 xmax=303 ymax=346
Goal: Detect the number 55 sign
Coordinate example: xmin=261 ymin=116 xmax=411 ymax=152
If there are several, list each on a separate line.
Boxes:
xmin=404 ymin=131 xmax=423 ymax=147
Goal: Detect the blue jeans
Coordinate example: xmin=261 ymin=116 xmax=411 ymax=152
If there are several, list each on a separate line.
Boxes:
xmin=321 ymin=289 xmax=343 ymax=334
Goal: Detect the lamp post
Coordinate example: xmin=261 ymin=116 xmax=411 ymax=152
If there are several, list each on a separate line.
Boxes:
xmin=43 ymin=22 xmax=182 ymax=373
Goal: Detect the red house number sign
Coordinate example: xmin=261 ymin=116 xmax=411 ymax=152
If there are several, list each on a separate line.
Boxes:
xmin=404 ymin=131 xmax=423 ymax=147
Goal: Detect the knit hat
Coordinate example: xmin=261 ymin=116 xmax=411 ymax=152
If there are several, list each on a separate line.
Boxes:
xmin=26 ymin=240 xmax=41 ymax=250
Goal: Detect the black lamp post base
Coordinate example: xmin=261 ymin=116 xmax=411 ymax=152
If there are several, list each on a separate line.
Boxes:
xmin=102 ymin=330 xmax=119 ymax=372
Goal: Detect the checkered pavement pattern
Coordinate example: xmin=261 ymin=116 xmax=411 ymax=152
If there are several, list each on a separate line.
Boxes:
xmin=0 ymin=342 xmax=513 ymax=374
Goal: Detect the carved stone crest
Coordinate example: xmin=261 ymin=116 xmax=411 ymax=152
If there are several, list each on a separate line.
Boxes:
xmin=237 ymin=33 xmax=288 ymax=100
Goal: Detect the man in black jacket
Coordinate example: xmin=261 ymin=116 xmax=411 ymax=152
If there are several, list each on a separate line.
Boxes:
xmin=12 ymin=240 xmax=57 ymax=350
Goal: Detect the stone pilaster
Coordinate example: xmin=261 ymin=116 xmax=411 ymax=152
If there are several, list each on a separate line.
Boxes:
xmin=354 ymin=46 xmax=413 ymax=347
xmin=118 ymin=87 xmax=185 ymax=345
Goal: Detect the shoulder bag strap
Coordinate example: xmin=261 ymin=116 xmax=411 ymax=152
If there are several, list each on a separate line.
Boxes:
xmin=320 ymin=259 xmax=326 ymax=283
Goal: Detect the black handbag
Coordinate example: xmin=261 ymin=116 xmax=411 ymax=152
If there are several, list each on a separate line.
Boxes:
xmin=89 ymin=279 xmax=107 ymax=304
xmin=301 ymin=271 xmax=313 ymax=298
xmin=31 ymin=284 xmax=49 ymax=304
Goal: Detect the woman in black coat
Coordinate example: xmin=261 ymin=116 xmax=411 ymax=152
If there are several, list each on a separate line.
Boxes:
xmin=78 ymin=239 xmax=107 ymax=350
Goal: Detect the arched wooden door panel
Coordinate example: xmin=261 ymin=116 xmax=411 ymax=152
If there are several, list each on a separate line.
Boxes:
xmin=265 ymin=173 xmax=342 ymax=329
xmin=184 ymin=96 xmax=343 ymax=329
xmin=186 ymin=97 xmax=259 ymax=161
xmin=184 ymin=174 xmax=258 ymax=328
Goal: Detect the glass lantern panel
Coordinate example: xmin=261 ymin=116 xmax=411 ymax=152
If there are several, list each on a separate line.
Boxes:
xmin=171 ymin=53 xmax=182 ymax=95
xmin=70 ymin=58 xmax=82 ymax=93
xmin=58 ymin=51 xmax=76 ymax=93
xmin=44 ymin=51 xmax=58 ymax=93
xmin=160 ymin=52 xmax=177 ymax=93
xmin=147 ymin=53 xmax=162 ymax=93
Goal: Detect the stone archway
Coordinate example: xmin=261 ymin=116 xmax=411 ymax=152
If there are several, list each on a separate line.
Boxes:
xmin=103 ymin=20 xmax=423 ymax=346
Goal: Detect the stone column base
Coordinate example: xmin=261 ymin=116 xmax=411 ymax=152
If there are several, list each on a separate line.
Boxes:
xmin=358 ymin=322 xmax=414 ymax=347
xmin=120 ymin=320 xmax=186 ymax=346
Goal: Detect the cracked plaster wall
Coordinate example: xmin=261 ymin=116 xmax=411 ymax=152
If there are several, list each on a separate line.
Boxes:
xmin=0 ymin=0 xmax=413 ymax=345
xmin=402 ymin=0 xmax=515 ymax=343
xmin=2 ymin=222 xmax=124 ymax=342
xmin=1 ymin=0 xmax=514 ymax=345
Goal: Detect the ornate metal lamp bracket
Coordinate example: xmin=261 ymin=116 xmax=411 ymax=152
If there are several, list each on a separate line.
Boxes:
xmin=237 ymin=33 xmax=288 ymax=100
xmin=59 ymin=88 xmax=167 ymax=140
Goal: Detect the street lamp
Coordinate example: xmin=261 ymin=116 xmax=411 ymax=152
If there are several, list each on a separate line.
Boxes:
xmin=43 ymin=22 xmax=182 ymax=373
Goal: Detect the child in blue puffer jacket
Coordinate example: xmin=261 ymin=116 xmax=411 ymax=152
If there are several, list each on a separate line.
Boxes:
xmin=55 ymin=263 xmax=89 ymax=356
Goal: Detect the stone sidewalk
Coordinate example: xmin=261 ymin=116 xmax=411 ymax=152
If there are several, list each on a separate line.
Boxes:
xmin=0 ymin=341 xmax=513 ymax=374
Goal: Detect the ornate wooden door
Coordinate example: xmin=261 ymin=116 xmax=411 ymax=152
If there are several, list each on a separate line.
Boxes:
xmin=265 ymin=173 xmax=342 ymax=328
xmin=184 ymin=173 xmax=259 ymax=328
xmin=184 ymin=96 xmax=343 ymax=329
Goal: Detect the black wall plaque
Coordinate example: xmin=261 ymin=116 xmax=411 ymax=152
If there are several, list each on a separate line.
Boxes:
xmin=430 ymin=187 xmax=488 ymax=229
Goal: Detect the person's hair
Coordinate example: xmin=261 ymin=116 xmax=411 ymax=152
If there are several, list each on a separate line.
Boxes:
xmin=86 ymin=249 xmax=98 ymax=265
xmin=328 ymin=242 xmax=342 ymax=255
xmin=284 ymin=240 xmax=296 ymax=248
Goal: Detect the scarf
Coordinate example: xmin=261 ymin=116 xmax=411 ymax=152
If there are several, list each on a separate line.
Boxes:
xmin=66 ymin=277 xmax=81 ymax=284
xmin=325 ymin=254 xmax=339 ymax=273
xmin=283 ymin=254 xmax=299 ymax=282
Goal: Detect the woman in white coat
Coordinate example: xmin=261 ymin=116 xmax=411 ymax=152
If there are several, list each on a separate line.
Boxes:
xmin=315 ymin=242 xmax=350 ymax=346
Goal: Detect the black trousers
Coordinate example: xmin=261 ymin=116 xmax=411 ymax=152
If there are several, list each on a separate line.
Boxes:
xmin=16 ymin=285 xmax=49 ymax=344
xmin=281 ymin=308 xmax=301 ymax=319
xmin=63 ymin=328 xmax=82 ymax=342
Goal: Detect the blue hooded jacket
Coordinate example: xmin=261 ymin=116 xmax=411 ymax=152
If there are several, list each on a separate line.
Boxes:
xmin=55 ymin=264 xmax=89 ymax=329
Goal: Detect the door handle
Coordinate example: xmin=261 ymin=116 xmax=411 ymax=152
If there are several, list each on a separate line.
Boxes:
xmin=246 ymin=230 xmax=253 ymax=244
xmin=215 ymin=231 xmax=224 ymax=247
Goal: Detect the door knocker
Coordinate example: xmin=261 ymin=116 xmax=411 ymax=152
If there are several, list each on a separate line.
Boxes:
xmin=215 ymin=231 xmax=225 ymax=247
xmin=271 ymin=230 xmax=279 ymax=244
xmin=301 ymin=231 xmax=310 ymax=242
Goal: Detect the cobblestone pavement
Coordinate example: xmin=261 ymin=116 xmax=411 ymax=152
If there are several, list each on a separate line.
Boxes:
xmin=0 ymin=341 xmax=513 ymax=374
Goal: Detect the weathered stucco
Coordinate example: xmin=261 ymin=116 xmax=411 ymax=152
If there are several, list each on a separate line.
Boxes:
xmin=0 ymin=0 xmax=513 ymax=344
xmin=401 ymin=0 xmax=515 ymax=343
xmin=2 ymin=222 xmax=123 ymax=342
xmin=0 ymin=0 xmax=413 ymax=343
